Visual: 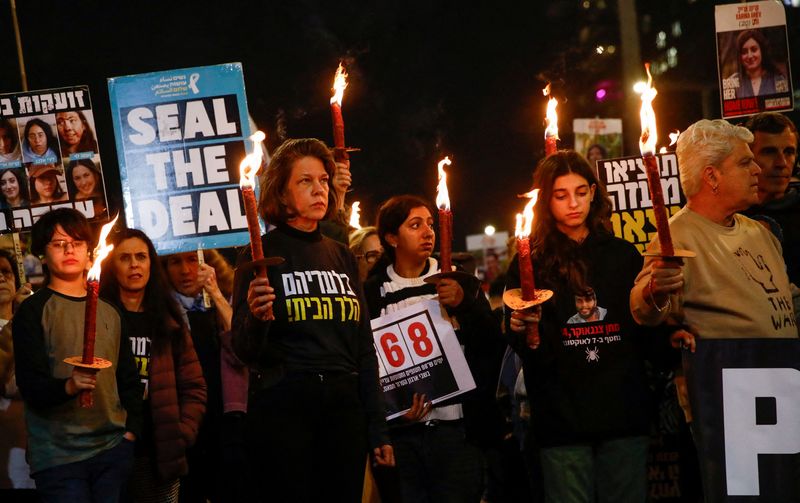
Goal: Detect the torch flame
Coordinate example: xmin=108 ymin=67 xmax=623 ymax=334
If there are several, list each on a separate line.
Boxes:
xmin=638 ymin=63 xmax=658 ymax=156
xmin=87 ymin=214 xmax=119 ymax=281
xmin=330 ymin=62 xmax=348 ymax=106
xmin=239 ymin=131 xmax=266 ymax=189
xmin=668 ymin=130 xmax=680 ymax=146
xmin=435 ymin=156 xmax=452 ymax=210
xmin=543 ymin=84 xmax=559 ymax=140
xmin=349 ymin=201 xmax=362 ymax=229
xmin=514 ymin=189 xmax=540 ymax=239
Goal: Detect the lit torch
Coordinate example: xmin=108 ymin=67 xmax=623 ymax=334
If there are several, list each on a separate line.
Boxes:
xmin=330 ymin=62 xmax=349 ymax=162
xmin=65 ymin=215 xmax=118 ymax=408
xmin=638 ymin=64 xmax=674 ymax=257
xmin=238 ymin=131 xmax=274 ymax=320
xmin=349 ymin=201 xmax=362 ymax=229
xmin=436 ymin=156 xmax=453 ymax=273
xmin=515 ymin=190 xmax=538 ymax=300
xmin=543 ymin=84 xmax=559 ymax=157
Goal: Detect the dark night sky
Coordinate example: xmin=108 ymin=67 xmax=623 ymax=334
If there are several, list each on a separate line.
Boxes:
xmin=0 ymin=0 xmax=796 ymax=248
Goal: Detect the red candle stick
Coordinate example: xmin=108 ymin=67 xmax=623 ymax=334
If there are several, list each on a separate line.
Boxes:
xmin=330 ymin=62 xmax=349 ymax=162
xmin=435 ymin=157 xmax=453 ymax=273
xmin=239 ymin=131 xmax=274 ymax=320
xmin=79 ymin=215 xmax=119 ymax=407
xmin=543 ymin=84 xmax=559 ymax=157
xmin=515 ymin=189 xmax=540 ymax=347
xmin=638 ymin=63 xmax=674 ymax=257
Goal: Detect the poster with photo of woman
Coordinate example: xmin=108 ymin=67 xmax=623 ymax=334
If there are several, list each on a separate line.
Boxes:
xmin=716 ymin=1 xmax=793 ymax=118
xmin=0 ymin=85 xmax=110 ymax=232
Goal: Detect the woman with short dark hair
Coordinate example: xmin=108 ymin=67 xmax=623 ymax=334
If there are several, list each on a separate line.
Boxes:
xmin=232 ymin=138 xmax=393 ymax=502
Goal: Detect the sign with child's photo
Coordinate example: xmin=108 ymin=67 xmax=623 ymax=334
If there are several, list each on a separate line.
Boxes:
xmin=371 ymin=299 xmax=475 ymax=420
xmin=0 ymin=85 xmax=109 ymax=232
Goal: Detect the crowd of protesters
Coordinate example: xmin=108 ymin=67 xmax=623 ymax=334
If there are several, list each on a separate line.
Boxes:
xmin=0 ymin=111 xmax=797 ymax=503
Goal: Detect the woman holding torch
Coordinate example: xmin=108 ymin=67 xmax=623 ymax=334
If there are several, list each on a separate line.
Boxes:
xmin=364 ymin=194 xmax=504 ymax=503
xmin=506 ymin=151 xmax=668 ymax=503
xmin=231 ymin=138 xmax=393 ymax=502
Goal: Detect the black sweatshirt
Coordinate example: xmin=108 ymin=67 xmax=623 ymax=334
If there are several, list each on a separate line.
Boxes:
xmin=505 ymin=231 xmax=667 ymax=447
xmin=231 ymin=223 xmax=389 ymax=448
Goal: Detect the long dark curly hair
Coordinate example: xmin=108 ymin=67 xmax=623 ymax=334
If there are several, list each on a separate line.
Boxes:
xmin=529 ymin=150 xmax=612 ymax=293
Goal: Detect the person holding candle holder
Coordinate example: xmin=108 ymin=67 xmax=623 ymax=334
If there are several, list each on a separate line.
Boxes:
xmin=506 ymin=151 xmax=671 ymax=503
xmin=11 ymin=208 xmax=142 ymax=502
xmin=99 ymin=229 xmax=207 ymax=503
xmin=630 ymin=119 xmax=798 ymax=338
xmin=364 ymin=194 xmax=505 ymax=503
xmin=231 ymin=138 xmax=393 ymax=502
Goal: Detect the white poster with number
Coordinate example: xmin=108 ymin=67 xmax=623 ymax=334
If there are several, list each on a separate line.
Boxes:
xmin=371 ymin=299 xmax=476 ymax=420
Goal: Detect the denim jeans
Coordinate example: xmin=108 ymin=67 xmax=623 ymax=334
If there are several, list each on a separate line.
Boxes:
xmin=32 ymin=437 xmax=135 ymax=503
xmin=391 ymin=420 xmax=484 ymax=503
xmin=539 ymin=435 xmax=649 ymax=503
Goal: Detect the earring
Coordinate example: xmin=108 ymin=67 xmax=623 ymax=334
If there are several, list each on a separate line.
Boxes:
xmin=711 ymin=184 xmax=719 ymax=195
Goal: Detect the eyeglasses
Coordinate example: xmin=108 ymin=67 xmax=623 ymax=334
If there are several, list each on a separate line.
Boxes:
xmin=357 ymin=250 xmax=382 ymax=264
xmin=48 ymin=240 xmax=87 ymax=252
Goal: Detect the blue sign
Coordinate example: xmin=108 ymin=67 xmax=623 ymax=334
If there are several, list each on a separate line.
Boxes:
xmin=108 ymin=63 xmax=253 ymax=254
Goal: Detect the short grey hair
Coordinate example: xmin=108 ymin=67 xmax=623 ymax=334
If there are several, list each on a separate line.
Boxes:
xmin=676 ymin=119 xmax=753 ymax=197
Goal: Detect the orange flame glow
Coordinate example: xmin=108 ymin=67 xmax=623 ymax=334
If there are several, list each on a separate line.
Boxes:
xmin=514 ymin=189 xmax=540 ymax=239
xmin=543 ymin=84 xmax=559 ymax=140
xmin=87 ymin=214 xmax=119 ymax=281
xmin=435 ymin=157 xmax=452 ymax=210
xmin=349 ymin=201 xmax=362 ymax=229
xmin=239 ymin=131 xmax=267 ymax=189
xmin=668 ymin=130 xmax=680 ymax=146
xmin=638 ymin=64 xmax=658 ymax=155
xmin=330 ymin=63 xmax=348 ymax=106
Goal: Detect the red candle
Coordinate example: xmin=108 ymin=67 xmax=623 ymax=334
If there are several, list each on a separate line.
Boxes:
xmin=642 ymin=153 xmax=674 ymax=256
xmin=435 ymin=157 xmax=453 ymax=273
xmin=242 ymin=186 xmax=266 ymax=278
xmin=516 ymin=237 xmax=535 ymax=300
xmin=438 ymin=208 xmax=452 ymax=273
xmin=543 ymin=85 xmax=559 ymax=157
xmin=330 ymin=63 xmax=348 ymax=162
xmin=638 ymin=63 xmax=674 ymax=257
xmin=79 ymin=279 xmax=99 ymax=407
xmin=79 ymin=215 xmax=119 ymax=408
xmin=515 ymin=190 xmax=540 ymax=348
xmin=239 ymin=132 xmax=274 ymax=320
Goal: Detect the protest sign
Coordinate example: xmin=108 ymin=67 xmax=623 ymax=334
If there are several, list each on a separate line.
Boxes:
xmin=108 ymin=63 xmax=252 ymax=254
xmin=684 ymin=338 xmax=800 ymax=502
xmin=716 ymin=1 xmax=793 ymax=119
xmin=573 ymin=118 xmax=623 ymax=167
xmin=0 ymin=86 xmax=109 ymax=231
xmin=597 ymin=152 xmax=684 ymax=253
xmin=371 ymin=299 xmax=475 ymax=420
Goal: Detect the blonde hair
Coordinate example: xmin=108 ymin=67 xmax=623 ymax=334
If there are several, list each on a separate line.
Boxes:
xmin=348 ymin=226 xmax=378 ymax=254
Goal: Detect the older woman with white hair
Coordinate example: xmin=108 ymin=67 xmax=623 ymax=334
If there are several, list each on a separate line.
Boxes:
xmin=630 ymin=119 xmax=797 ymax=339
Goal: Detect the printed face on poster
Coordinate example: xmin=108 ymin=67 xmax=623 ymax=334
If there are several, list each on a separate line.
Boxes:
xmin=573 ymin=118 xmax=623 ymax=169
xmin=715 ymin=0 xmax=794 ymax=119
xmin=0 ymin=86 xmax=109 ymax=232
xmin=597 ymin=152 xmax=685 ymax=253
xmin=371 ymin=300 xmax=476 ymax=420
xmin=108 ymin=63 xmax=253 ymax=254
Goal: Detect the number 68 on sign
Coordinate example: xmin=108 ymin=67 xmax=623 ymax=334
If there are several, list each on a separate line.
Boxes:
xmin=374 ymin=311 xmax=443 ymax=376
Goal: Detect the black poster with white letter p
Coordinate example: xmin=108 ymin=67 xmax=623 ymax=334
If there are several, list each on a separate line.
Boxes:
xmin=684 ymin=338 xmax=800 ymax=502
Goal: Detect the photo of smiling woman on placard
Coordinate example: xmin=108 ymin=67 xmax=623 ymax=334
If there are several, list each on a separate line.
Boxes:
xmin=719 ymin=26 xmax=791 ymax=101
xmin=66 ymin=157 xmax=107 ymax=217
xmin=0 ymin=168 xmax=30 ymax=209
